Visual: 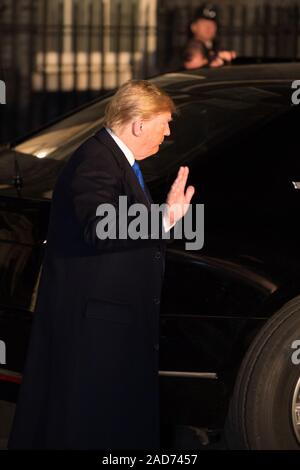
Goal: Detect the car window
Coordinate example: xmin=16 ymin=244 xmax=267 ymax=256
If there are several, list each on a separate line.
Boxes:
xmin=141 ymin=85 xmax=292 ymax=182
xmin=176 ymin=100 xmax=300 ymax=253
xmin=14 ymin=83 xmax=291 ymax=170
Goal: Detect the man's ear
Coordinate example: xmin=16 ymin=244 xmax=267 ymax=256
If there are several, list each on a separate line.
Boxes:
xmin=132 ymin=120 xmax=143 ymax=137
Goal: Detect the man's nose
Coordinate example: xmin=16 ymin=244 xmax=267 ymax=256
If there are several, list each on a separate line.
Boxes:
xmin=164 ymin=123 xmax=171 ymax=136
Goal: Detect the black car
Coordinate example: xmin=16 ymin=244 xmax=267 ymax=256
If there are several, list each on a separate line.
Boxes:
xmin=1 ymin=63 xmax=300 ymax=449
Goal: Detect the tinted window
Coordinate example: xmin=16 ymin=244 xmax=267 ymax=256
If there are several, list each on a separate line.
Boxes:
xmin=141 ymin=84 xmax=292 ymax=182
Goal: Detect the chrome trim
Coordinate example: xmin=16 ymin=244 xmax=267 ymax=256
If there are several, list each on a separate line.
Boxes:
xmin=159 ymin=370 xmax=217 ymax=379
xmin=292 ymin=181 xmax=300 ymax=190
xmin=292 ymin=376 xmax=300 ymax=444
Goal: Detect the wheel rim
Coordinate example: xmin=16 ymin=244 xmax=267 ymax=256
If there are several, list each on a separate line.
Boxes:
xmin=292 ymin=376 xmax=300 ymax=444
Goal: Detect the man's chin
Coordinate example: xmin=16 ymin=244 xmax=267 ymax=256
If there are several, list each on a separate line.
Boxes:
xmin=152 ymin=145 xmax=160 ymax=155
xmin=142 ymin=146 xmax=159 ymax=159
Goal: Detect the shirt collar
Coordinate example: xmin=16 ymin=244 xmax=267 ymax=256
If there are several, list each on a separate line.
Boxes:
xmin=105 ymin=127 xmax=135 ymax=166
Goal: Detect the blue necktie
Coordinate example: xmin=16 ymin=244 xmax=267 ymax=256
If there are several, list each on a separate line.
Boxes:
xmin=132 ymin=161 xmax=146 ymax=192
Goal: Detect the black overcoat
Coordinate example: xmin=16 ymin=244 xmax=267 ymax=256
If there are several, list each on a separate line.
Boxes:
xmin=8 ymin=128 xmax=165 ymax=449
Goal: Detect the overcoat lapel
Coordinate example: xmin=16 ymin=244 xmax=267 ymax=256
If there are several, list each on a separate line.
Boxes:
xmin=94 ymin=128 xmax=152 ymax=208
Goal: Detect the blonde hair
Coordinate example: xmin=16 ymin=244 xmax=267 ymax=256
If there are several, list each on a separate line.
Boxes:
xmin=104 ymin=80 xmax=176 ymax=131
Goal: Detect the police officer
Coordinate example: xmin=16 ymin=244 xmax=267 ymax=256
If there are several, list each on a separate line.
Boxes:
xmin=183 ymin=4 xmax=237 ymax=70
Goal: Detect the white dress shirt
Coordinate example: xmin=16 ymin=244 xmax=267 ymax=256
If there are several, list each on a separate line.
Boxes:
xmin=106 ymin=127 xmax=135 ymax=167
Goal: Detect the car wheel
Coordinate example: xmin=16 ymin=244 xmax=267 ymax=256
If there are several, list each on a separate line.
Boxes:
xmin=224 ymin=295 xmax=300 ymax=449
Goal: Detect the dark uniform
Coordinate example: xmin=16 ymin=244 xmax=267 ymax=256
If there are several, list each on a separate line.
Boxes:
xmin=183 ymin=3 xmax=219 ymax=67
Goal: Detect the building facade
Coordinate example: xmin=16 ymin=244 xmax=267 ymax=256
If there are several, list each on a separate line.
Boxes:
xmin=0 ymin=0 xmax=300 ymax=142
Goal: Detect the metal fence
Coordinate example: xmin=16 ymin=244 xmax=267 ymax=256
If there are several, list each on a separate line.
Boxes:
xmin=1 ymin=0 xmax=300 ymax=144
xmin=157 ymin=3 xmax=300 ymax=71
xmin=0 ymin=0 xmax=157 ymax=143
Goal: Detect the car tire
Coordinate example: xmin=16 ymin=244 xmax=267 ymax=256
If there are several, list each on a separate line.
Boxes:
xmin=224 ymin=295 xmax=300 ymax=449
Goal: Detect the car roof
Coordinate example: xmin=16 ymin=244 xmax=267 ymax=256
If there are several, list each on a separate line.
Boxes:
xmin=152 ymin=63 xmax=300 ymax=92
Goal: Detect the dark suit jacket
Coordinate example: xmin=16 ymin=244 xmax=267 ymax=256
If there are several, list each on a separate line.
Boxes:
xmin=9 ymin=128 xmax=166 ymax=449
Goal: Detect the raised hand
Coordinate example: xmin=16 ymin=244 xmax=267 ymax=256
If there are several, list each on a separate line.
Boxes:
xmin=166 ymin=166 xmax=195 ymax=226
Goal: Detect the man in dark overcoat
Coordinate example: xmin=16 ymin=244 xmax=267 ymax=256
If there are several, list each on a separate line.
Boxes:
xmin=8 ymin=80 xmax=194 ymax=449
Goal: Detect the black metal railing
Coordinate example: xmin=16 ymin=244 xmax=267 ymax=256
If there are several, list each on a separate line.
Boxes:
xmin=0 ymin=0 xmax=300 ymax=144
